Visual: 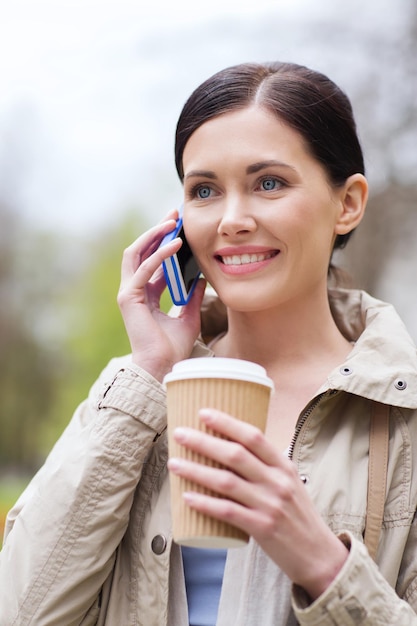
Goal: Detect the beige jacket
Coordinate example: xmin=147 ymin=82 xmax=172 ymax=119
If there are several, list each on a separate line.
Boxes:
xmin=2 ymin=288 xmax=417 ymax=625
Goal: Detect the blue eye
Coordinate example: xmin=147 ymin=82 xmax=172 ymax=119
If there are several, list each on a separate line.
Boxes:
xmin=196 ymin=186 xmax=211 ymax=199
xmin=261 ymin=178 xmax=279 ymax=191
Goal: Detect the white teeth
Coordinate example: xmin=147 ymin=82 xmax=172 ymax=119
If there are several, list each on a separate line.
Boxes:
xmin=221 ymin=252 xmax=275 ymax=265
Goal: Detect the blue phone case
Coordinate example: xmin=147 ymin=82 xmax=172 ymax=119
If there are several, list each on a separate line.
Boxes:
xmin=160 ymin=214 xmax=201 ymax=306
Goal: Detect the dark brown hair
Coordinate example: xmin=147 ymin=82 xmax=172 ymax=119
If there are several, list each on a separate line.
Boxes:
xmin=175 ymin=62 xmax=365 ymax=249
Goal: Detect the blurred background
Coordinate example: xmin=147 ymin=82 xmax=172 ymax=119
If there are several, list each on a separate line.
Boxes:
xmin=0 ymin=0 xmax=416 ymax=533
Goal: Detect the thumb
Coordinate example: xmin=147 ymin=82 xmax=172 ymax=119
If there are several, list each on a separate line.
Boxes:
xmin=179 ymin=278 xmax=207 ymax=328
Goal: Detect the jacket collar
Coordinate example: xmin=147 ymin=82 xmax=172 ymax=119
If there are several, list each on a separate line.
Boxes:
xmin=196 ymin=287 xmax=417 ymax=409
xmin=326 ymin=288 xmax=417 ymax=408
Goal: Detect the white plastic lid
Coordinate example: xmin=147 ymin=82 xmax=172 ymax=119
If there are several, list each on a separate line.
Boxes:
xmin=163 ymin=357 xmax=274 ymax=389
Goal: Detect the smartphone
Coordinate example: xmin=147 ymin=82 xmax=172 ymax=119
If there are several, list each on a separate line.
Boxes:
xmin=160 ymin=213 xmax=201 ymax=306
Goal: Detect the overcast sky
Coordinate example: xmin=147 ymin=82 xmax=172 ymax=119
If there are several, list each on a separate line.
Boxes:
xmin=0 ymin=0 xmax=411 ymax=233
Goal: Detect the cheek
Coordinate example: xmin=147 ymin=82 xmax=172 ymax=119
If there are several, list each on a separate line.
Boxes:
xmin=184 ymin=207 xmax=218 ymax=246
xmin=184 ymin=224 xmax=211 ymax=266
xmin=184 ymin=223 xmax=202 ymax=247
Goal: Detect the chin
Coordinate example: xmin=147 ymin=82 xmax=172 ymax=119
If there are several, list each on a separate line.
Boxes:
xmin=215 ymin=289 xmax=271 ymax=313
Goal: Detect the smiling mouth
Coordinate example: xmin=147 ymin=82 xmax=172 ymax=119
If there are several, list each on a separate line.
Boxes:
xmin=217 ymin=251 xmax=279 ymax=266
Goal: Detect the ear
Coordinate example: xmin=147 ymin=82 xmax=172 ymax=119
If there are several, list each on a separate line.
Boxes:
xmin=334 ymin=174 xmax=368 ymax=236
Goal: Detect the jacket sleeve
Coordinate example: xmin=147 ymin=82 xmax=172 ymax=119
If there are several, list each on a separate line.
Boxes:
xmin=292 ymin=532 xmax=417 ymax=625
xmin=0 ymin=358 xmax=168 ymax=626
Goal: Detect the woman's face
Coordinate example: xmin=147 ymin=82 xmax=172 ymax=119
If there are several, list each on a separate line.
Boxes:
xmin=182 ymin=105 xmax=348 ymax=313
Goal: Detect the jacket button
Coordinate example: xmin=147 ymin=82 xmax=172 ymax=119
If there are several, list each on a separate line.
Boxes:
xmin=394 ymin=379 xmax=407 ymax=390
xmin=300 ymin=475 xmax=309 ymax=485
xmin=151 ymin=534 xmax=167 ymax=555
xmin=340 ymin=366 xmax=353 ymax=376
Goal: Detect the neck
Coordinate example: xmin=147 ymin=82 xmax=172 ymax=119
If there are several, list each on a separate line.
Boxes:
xmin=213 ymin=289 xmax=351 ymax=374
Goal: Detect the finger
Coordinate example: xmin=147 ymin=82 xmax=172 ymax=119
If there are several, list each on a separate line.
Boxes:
xmin=181 ymin=490 xmax=267 ymax=538
xmin=171 ymin=426 xmax=268 ymax=484
xmin=168 ymin=456 xmax=263 ymax=509
xmin=160 ymin=207 xmax=180 ymax=223
xmin=120 ymin=219 xmax=178 ymax=280
xmin=120 ymin=235 xmax=182 ymax=297
xmin=176 ymin=278 xmax=206 ymax=323
xmin=138 ymin=265 xmax=168 ymax=309
xmin=118 ymin=237 xmax=183 ymax=313
xmin=148 ymin=264 xmax=167 ymax=290
xmin=199 ymin=408 xmax=281 ymax=467
xmin=133 ymin=237 xmax=183 ymax=291
xmin=170 ymin=455 xmax=310 ymax=540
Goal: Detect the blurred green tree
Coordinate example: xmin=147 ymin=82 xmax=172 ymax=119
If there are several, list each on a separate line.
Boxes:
xmin=0 ymin=205 xmax=58 ymax=471
xmin=0 ymin=204 xmax=174 ymax=471
xmin=40 ymin=209 xmax=172 ymax=454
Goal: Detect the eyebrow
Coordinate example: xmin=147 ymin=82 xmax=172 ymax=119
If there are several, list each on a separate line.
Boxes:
xmin=184 ymin=161 xmax=296 ymax=181
xmin=246 ymin=160 xmax=296 ymax=174
xmin=184 ymin=170 xmax=217 ymax=181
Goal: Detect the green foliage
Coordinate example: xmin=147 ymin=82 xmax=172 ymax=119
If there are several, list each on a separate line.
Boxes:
xmin=0 ymin=208 xmax=60 ymax=471
xmin=0 ymin=325 xmax=55 ymax=469
xmin=0 ymin=204 xmax=173 ymax=470
xmin=40 ymin=211 xmax=144 ymax=450
xmin=40 ymin=209 xmax=173 ymax=453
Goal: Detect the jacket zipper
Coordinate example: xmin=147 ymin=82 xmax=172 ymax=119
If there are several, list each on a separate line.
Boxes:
xmin=287 ymin=392 xmax=327 ymax=461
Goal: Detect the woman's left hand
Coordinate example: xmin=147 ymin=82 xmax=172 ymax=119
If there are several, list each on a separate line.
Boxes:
xmin=167 ymin=408 xmax=348 ymax=600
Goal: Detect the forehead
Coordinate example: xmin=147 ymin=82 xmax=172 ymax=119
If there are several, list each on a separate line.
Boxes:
xmin=182 ymin=106 xmax=310 ymax=171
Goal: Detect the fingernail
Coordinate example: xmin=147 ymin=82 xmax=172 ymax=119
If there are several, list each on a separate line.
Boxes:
xmin=167 ymin=458 xmax=182 ymax=472
xmin=173 ymin=427 xmax=187 ymax=442
xmin=199 ymin=408 xmax=213 ymax=423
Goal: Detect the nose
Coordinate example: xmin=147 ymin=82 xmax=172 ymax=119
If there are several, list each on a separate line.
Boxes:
xmin=217 ymin=198 xmax=257 ymax=237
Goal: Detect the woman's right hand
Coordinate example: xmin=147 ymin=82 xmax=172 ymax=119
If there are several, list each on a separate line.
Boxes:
xmin=117 ymin=210 xmax=206 ymax=382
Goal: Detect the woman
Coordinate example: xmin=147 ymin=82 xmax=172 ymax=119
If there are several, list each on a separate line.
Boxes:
xmin=1 ymin=62 xmax=417 ymax=625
